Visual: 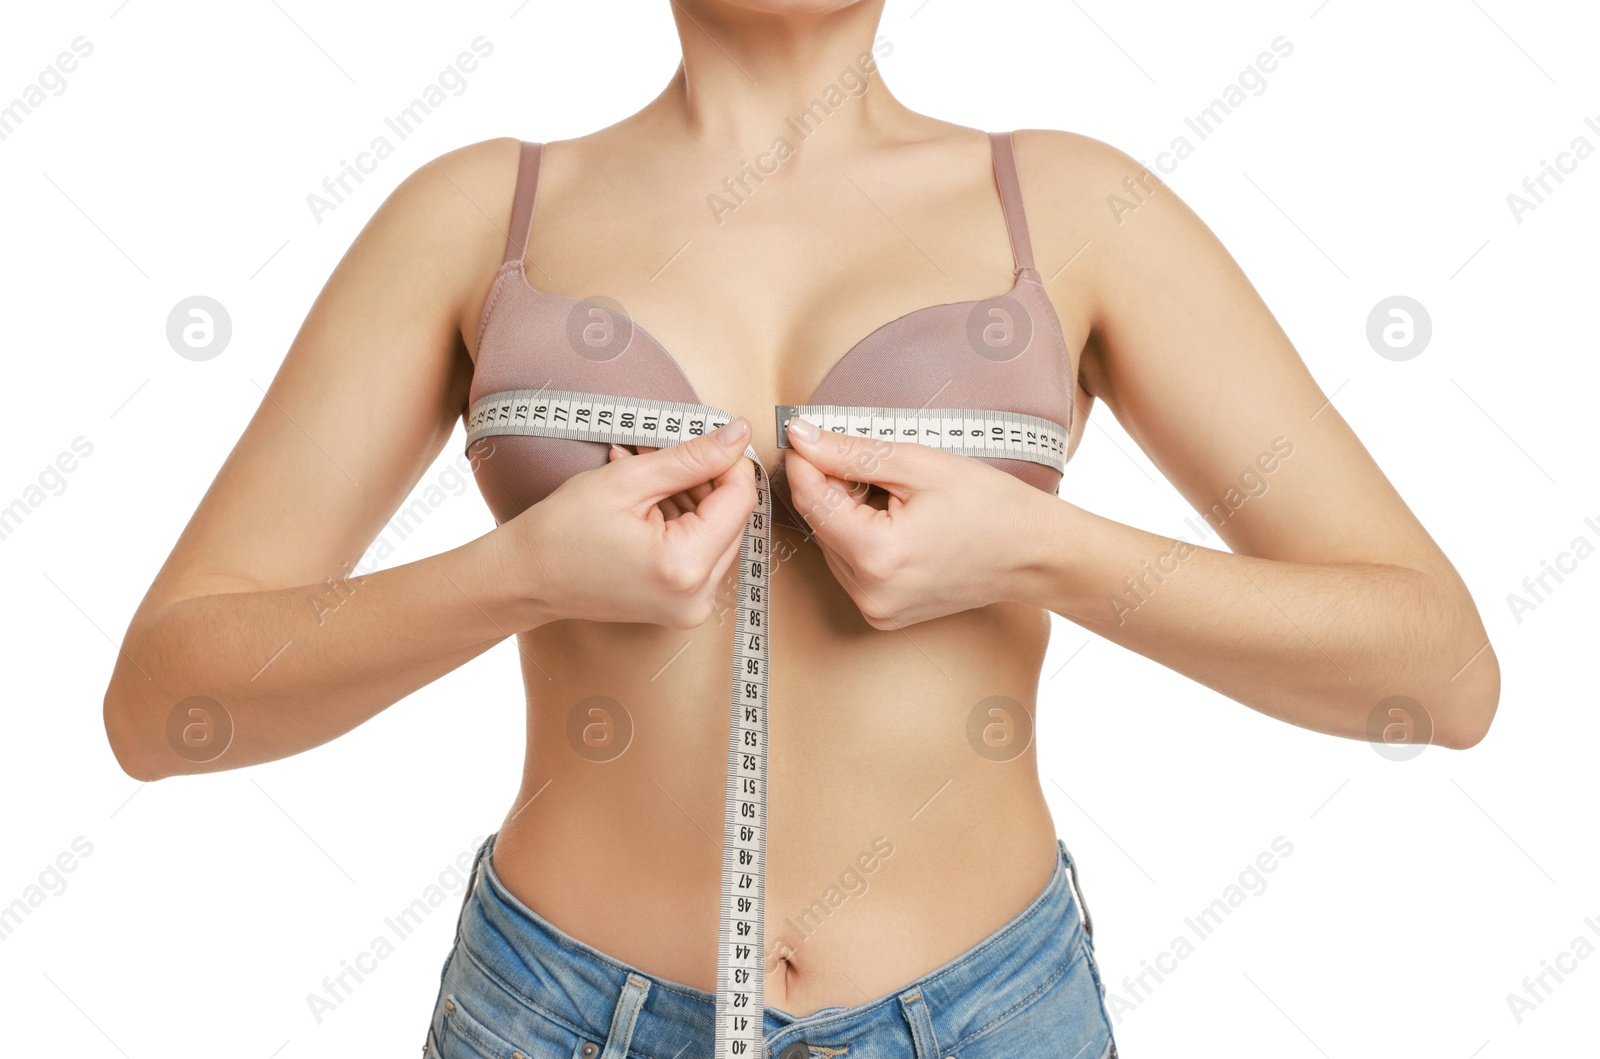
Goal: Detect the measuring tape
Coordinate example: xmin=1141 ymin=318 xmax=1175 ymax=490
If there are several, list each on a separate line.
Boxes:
xmin=464 ymin=388 xmax=1065 ymax=1059
xmin=773 ymin=404 xmax=1068 ymax=472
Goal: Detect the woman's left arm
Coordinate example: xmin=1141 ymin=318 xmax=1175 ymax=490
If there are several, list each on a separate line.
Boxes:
xmin=783 ymin=131 xmax=1499 ymax=750
xmin=1016 ymin=131 xmax=1498 ymax=749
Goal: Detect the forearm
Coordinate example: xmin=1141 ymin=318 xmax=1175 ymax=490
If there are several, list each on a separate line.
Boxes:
xmin=1013 ymin=498 xmax=1499 ymax=748
xmin=104 ymin=533 xmax=551 ymax=780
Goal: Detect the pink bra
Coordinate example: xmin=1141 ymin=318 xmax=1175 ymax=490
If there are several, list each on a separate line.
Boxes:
xmin=465 ymin=132 xmax=1076 ymax=534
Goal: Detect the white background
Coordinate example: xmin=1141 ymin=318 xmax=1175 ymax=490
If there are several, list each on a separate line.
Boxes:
xmin=1 ymin=1 xmax=1595 ymax=1056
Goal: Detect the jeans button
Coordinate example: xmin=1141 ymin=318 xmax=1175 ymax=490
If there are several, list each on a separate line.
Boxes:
xmin=580 ymin=1044 xmax=599 ymax=1058
xmin=779 ymin=1043 xmax=809 ymax=1059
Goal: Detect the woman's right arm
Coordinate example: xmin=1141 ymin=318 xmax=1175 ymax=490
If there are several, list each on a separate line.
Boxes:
xmin=103 ymin=138 xmax=756 ymax=782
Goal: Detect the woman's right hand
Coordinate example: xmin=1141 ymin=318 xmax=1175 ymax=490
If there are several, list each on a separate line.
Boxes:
xmin=492 ymin=416 xmax=758 ymax=630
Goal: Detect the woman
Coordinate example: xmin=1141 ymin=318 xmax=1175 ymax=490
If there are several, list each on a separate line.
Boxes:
xmin=101 ymin=2 xmax=1500 ymax=1056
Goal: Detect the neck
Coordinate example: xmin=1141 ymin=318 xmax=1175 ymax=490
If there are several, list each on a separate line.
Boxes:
xmin=642 ymin=0 xmax=904 ymax=150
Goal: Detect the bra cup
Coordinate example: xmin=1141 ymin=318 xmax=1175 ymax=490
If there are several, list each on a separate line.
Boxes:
xmin=773 ymin=280 xmax=1070 ymax=535
xmin=468 ymin=277 xmax=702 ymax=524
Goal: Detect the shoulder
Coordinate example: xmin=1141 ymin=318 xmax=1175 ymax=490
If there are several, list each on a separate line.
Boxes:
xmin=1009 ymin=127 xmax=1136 ymax=170
xmin=1006 ymin=127 xmax=1169 ymax=239
xmin=1006 ymin=126 xmax=1221 ymax=312
xmin=355 ymin=135 xmax=529 ymax=307
xmin=331 ymin=137 xmax=532 ymax=355
xmin=1006 ymin=125 xmax=1216 ymax=248
xmin=420 ymin=134 xmax=528 ymax=187
xmin=380 ymin=135 xmax=527 ymax=238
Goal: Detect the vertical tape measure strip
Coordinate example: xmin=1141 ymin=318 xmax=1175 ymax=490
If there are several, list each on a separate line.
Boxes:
xmin=465 ymin=388 xmax=767 ymax=1059
xmin=463 ymin=388 xmax=1065 ymax=1059
xmin=719 ymin=449 xmax=768 ymax=1059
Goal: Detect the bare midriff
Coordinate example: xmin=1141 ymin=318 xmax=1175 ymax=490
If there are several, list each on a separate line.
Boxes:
xmin=489 ymin=523 xmax=1063 ymax=1016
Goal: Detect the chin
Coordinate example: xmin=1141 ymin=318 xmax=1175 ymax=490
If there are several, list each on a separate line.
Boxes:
xmin=695 ymin=0 xmax=870 ymax=14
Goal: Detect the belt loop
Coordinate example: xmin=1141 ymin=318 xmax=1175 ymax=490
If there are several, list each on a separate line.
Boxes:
xmin=897 ymin=988 xmax=942 ymax=1059
xmin=599 ymin=973 xmax=652 ymax=1059
xmin=1059 ymin=839 xmax=1094 ymax=942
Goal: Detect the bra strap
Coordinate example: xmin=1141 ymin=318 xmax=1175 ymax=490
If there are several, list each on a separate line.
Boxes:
xmin=502 ymin=140 xmax=544 ymax=267
xmin=989 ymin=130 xmax=1036 ymax=273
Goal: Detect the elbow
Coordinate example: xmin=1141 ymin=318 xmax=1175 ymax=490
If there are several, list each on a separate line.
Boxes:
xmin=1435 ymin=717 xmax=1490 ymax=751
xmin=103 ymin=609 xmax=243 ymax=782
xmin=1408 ymin=569 xmax=1501 ymax=751
xmin=102 ymin=682 xmax=173 ymax=783
xmin=1434 ymin=708 xmax=1497 ymax=752
xmin=1432 ymin=640 xmax=1501 ymax=751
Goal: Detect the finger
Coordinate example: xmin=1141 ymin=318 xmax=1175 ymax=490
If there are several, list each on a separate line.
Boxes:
xmin=708 ymin=521 xmax=744 ymax=595
xmin=821 ymin=547 xmax=858 ymax=594
xmin=609 ymin=444 xmax=700 ymax=518
xmin=814 ymin=537 xmax=873 ymax=611
xmin=611 ymin=447 xmax=693 ymax=523
xmin=669 ymin=454 xmax=759 ymax=568
xmin=781 ymin=416 xmax=930 ymax=494
xmin=783 ymin=448 xmax=881 ymax=547
xmin=684 ymin=479 xmax=715 ymax=506
xmin=612 ymin=418 xmax=753 ymax=507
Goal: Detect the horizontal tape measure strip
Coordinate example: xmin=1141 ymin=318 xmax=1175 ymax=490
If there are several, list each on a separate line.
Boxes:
xmin=464 ymin=389 xmax=1067 ymax=475
xmin=774 ymin=404 xmax=1067 ymax=473
xmin=465 ymin=388 xmax=736 ymax=448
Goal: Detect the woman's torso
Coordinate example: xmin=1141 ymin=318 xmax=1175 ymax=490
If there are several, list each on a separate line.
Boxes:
xmin=452 ymin=122 xmax=1090 ymax=1015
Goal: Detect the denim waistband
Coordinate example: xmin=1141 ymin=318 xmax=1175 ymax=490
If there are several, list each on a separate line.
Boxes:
xmin=449 ymin=831 xmax=1093 ymax=1057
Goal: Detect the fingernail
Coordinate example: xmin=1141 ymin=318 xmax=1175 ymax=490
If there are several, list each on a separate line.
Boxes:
xmin=786 ymin=416 xmax=819 ymax=442
xmin=609 ymin=443 xmax=629 ymax=457
xmin=715 ymin=417 xmax=749 ymax=445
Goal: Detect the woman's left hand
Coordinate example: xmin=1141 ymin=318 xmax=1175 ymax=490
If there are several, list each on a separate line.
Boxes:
xmin=780 ymin=416 xmax=1052 ymax=629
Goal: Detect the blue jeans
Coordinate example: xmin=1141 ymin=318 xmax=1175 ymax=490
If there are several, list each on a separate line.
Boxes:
xmin=424 ymin=832 xmax=1119 ymax=1059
